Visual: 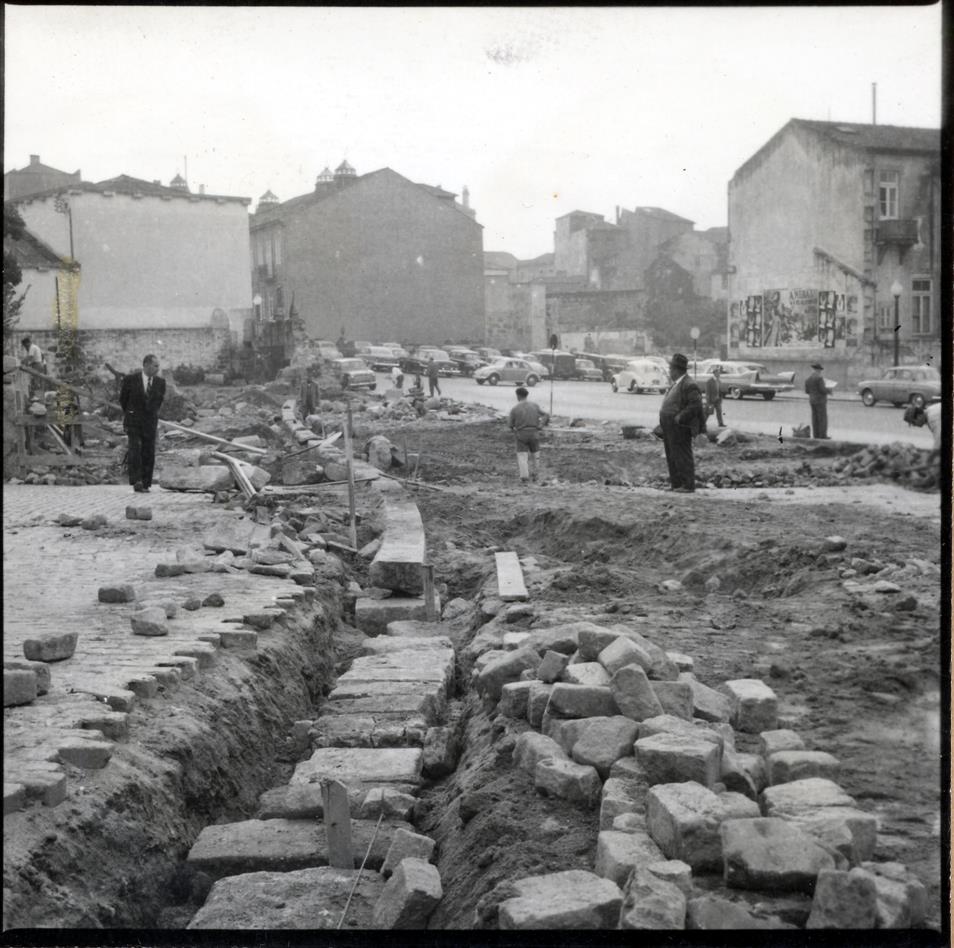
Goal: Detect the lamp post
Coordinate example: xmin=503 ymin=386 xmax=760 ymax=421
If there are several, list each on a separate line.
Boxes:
xmin=890 ymin=280 xmax=902 ymax=367
xmin=689 ymin=326 xmax=700 ymax=376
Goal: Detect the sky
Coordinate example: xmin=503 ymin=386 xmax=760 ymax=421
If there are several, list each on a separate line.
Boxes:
xmin=4 ymin=5 xmax=943 ymax=259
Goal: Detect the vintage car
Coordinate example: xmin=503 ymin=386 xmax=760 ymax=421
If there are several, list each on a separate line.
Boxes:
xmin=573 ymin=358 xmax=604 ymax=382
xmin=329 ymin=357 xmax=376 ymax=390
xmin=474 ymin=357 xmax=543 ymax=387
xmin=508 ymin=353 xmax=551 ymax=379
xmin=530 ymin=349 xmax=578 ymax=381
xmin=475 ymin=346 xmax=502 ymax=363
xmin=696 ymin=361 xmax=796 ymax=400
xmin=580 ymin=353 xmax=634 ymax=382
xmin=314 ymin=339 xmax=343 ymax=362
xmin=359 ymin=346 xmax=401 ymax=372
xmin=611 ymin=358 xmax=670 ymax=394
xmin=857 ymin=365 xmax=942 ymax=408
xmin=399 ymin=347 xmax=459 ymax=377
xmin=446 ymin=347 xmax=485 ymax=376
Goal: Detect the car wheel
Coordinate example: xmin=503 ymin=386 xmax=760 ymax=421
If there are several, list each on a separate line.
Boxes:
xmin=369 ymin=383 xmax=376 ymax=391
xmin=526 ymin=375 xmax=538 ymax=387
xmin=728 ymin=386 xmax=744 ymax=399
xmin=761 ymin=392 xmax=776 ymax=401
xmin=628 ymin=381 xmax=637 ymax=393
xmin=611 ymin=380 xmax=618 ymax=393
xmin=488 ymin=374 xmax=500 ymax=386
xmin=475 ymin=378 xmax=485 ymax=385
xmin=861 ymin=389 xmax=876 ymax=407
xmin=910 ymin=393 xmax=925 ymax=409
xmin=893 ymin=402 xmax=904 ymax=408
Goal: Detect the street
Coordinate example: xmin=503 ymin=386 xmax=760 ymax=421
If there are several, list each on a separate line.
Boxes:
xmin=410 ymin=374 xmax=935 ymax=449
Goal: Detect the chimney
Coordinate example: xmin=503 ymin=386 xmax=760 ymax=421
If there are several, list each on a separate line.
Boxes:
xmin=462 ymin=185 xmax=470 ymax=209
xmin=29 ymin=155 xmax=40 ymax=166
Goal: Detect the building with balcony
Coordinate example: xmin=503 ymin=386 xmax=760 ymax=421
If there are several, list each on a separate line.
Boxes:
xmin=727 ymin=119 xmax=941 ymax=385
xmin=250 ymin=163 xmax=484 ymax=345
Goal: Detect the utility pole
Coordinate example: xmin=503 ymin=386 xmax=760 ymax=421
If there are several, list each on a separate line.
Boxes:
xmin=872 ymin=82 xmax=877 ymax=125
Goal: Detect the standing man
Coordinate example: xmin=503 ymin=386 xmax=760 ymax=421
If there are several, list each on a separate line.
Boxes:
xmin=120 ymin=354 xmax=165 ymax=493
xmin=658 ymin=353 xmax=704 ymax=493
xmin=804 ymin=362 xmax=829 ymax=439
xmin=705 ymin=365 xmax=725 ymax=428
xmin=20 ymin=336 xmax=45 ymax=399
xmin=426 ymin=357 xmax=441 ymax=397
xmin=509 ymin=386 xmax=549 ymax=484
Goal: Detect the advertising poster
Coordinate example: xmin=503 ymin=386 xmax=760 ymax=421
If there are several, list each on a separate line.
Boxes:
xmin=744 ymin=295 xmax=763 ymax=347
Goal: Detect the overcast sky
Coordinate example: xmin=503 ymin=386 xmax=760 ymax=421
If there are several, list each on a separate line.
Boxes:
xmin=4 ymin=5 xmax=942 ymax=259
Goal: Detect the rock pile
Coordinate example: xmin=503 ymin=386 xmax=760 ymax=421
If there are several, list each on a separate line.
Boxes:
xmin=832 ymin=442 xmax=940 ymax=491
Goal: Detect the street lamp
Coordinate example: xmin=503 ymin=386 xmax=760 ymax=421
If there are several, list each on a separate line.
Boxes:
xmin=689 ymin=326 xmax=700 ymax=376
xmin=890 ymin=280 xmax=902 ymax=367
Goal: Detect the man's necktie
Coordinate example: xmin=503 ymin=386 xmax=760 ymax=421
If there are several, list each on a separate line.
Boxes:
xmin=146 ymin=378 xmax=151 ymax=396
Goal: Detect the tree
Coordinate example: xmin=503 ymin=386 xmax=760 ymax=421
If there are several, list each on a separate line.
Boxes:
xmin=3 ymin=205 xmax=29 ymax=342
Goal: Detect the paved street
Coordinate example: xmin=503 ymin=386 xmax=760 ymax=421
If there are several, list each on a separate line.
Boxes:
xmin=401 ymin=374 xmax=936 ymax=449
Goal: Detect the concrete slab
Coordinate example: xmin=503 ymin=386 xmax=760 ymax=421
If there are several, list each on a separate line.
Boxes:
xmin=354 ymin=591 xmax=441 ymax=636
xmin=495 ymin=551 xmax=529 ymax=602
xmin=291 ymin=747 xmax=423 ymax=790
xmin=368 ymin=498 xmax=426 ymax=595
xmin=359 ymin=636 xmax=454 ymax=656
xmin=498 ymin=870 xmax=623 ymax=929
xmin=320 ymin=692 xmax=444 ymax=725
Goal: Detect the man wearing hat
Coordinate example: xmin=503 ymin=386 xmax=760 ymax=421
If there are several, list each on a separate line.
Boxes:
xmin=659 ymin=353 xmax=705 ymax=492
xmin=804 ymin=362 xmax=829 ymax=439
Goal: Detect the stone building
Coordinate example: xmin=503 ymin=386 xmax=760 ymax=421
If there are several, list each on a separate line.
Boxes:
xmin=8 ymin=170 xmax=253 ymax=372
xmin=250 ymin=163 xmax=484 ymax=345
xmin=4 ymin=154 xmax=81 ymax=203
xmin=727 ymin=119 xmax=941 ymax=386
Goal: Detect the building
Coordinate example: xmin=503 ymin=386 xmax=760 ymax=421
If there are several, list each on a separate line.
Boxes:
xmin=250 ymin=163 xmax=485 ymax=345
xmin=9 ymin=169 xmax=253 ymax=372
xmin=4 ymin=154 xmax=81 ymax=203
xmin=727 ymin=119 xmax=941 ymax=385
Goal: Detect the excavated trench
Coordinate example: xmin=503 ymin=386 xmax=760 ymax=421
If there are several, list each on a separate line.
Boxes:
xmin=5 ymin=487 xmax=941 ymax=931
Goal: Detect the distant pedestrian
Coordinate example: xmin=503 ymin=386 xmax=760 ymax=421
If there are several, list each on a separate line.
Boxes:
xmin=705 ymin=365 xmax=725 ymax=427
xmin=391 ymin=365 xmax=405 ymax=389
xmin=804 ymin=362 xmax=829 ymax=439
xmin=508 ymin=386 xmax=549 ymax=484
xmin=659 ymin=353 xmax=704 ymax=492
xmin=20 ymin=336 xmax=44 ymax=398
xmin=426 ymin=357 xmax=441 ymax=397
xmin=119 ymin=354 xmax=165 ymax=493
xmin=904 ymin=402 xmax=942 ymax=454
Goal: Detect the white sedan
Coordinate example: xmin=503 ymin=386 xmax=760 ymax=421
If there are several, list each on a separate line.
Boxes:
xmin=611 ymin=359 xmax=669 ymax=394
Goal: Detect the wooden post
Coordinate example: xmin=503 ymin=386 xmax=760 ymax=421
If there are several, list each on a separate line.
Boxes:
xmin=343 ymin=398 xmax=358 ymax=549
xmin=423 ymin=563 xmax=436 ymax=621
xmin=320 ymin=779 xmax=354 ymax=869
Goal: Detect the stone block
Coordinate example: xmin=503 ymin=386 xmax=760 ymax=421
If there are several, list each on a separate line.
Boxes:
xmin=599 ymin=776 xmax=645 ymax=829
xmin=513 ymin=732 xmax=567 ymax=775
xmin=535 ymin=650 xmax=570 ymax=683
xmin=547 ymin=683 xmax=617 ymax=719
xmin=721 ymin=818 xmax=837 ymax=892
xmin=527 ymin=681 xmax=552 ymax=728
xmin=371 ymin=858 xmax=442 ymax=929
xmin=562 ymin=661 xmax=610 ymax=687
xmin=356 ymin=788 xmax=417 ymax=822
xmin=806 ymin=868 xmax=877 ymax=928
xmin=77 ymin=710 xmax=129 ymax=741
xmin=243 ymin=611 xmax=277 ymax=630
xmin=718 ymin=791 xmax=761 ymax=820
xmin=249 ymin=563 xmax=292 ymax=578
xmin=130 ymin=608 xmax=168 ymax=637
xmin=619 ymin=866 xmax=687 ymax=929
xmin=534 ymin=757 xmax=601 ymax=805
xmin=611 ymin=664 xmax=664 ymax=721
xmin=855 ymin=861 xmax=928 ymax=928
xmin=202 ymin=593 xmax=225 ymax=607
xmin=638 ymin=714 xmax=722 ymax=745
xmin=646 ymin=782 xmax=727 ymax=870
xmin=647 ymin=859 xmax=692 ymax=895
xmin=569 ymin=716 xmax=640 ymax=778
xmin=666 ymin=651 xmax=694 ymax=673
xmin=4 ymin=782 xmax=25 ymax=814
xmin=159 ymin=464 xmax=234 ymax=492
xmin=598 ymin=636 xmax=654 ymax=677
xmin=498 ymin=870 xmax=622 ymax=929
xmin=650 ymin=681 xmax=693 ymax=719
xmin=125 ymin=505 xmax=153 ymax=520
xmin=136 ymin=598 xmax=178 ymax=619
xmin=422 ymin=726 xmax=459 ymax=778
xmin=98 ymin=584 xmax=137 ymax=603
xmin=292 ymin=748 xmax=423 ymax=792
xmin=594 ymin=830 xmax=665 ymax=886
xmin=498 ymin=680 xmax=532 ymax=719
xmin=354 ymin=592 xmax=440 ymax=636
xmin=476 ymin=647 xmax=541 ymax=703
xmin=577 ymin=626 xmax=624 ymax=661
xmin=368 ymin=498 xmax=426 ymax=595
xmin=522 ymin=623 xmax=585 ymax=656
xmin=56 ymin=737 xmax=113 ymax=769
xmin=381 ymin=829 xmax=436 ymax=878
xmin=767 ymin=751 xmax=841 ymax=786
xmin=787 ymin=806 xmax=878 ymax=865
xmin=686 ymin=895 xmax=777 ymax=929
xmin=759 ymin=728 xmax=805 ymax=757
xmin=4 ymin=660 xmax=51 ymax=695
xmin=257 ymin=783 xmax=357 ymax=820
xmin=155 ymin=562 xmax=187 ymax=578
xmin=718 ymin=679 xmax=778 ymax=733
xmin=22 ymin=631 xmax=78 ymax=662
xmin=681 ymin=674 xmax=732 ymax=722
xmin=635 ymin=733 xmax=722 ymax=789
xmin=612 ymin=813 xmax=646 ymax=832
xmin=360 ymin=635 xmax=453 ymax=656
xmin=502 ymin=631 xmax=530 ymax=649
xmin=220 ymin=629 xmax=258 ymax=649
xmin=126 ymin=674 xmax=159 ymax=699
xmin=721 ymin=748 xmax=765 ymax=799
xmin=16 ymin=769 xmax=67 ymax=807
xmin=760 ymin=778 xmax=855 ymax=818
xmin=3 ymin=669 xmax=37 ymax=706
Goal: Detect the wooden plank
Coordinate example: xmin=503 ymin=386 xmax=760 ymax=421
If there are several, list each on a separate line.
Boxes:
xmin=320 ymin=779 xmax=354 ymax=870
xmin=495 ymin=551 xmax=529 ymax=602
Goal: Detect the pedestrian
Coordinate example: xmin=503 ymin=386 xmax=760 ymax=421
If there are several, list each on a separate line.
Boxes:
xmin=299 ymin=363 xmax=320 ymax=420
xmin=904 ymin=402 xmax=942 ymax=454
xmin=391 ymin=364 xmax=405 ymax=389
xmin=508 ymin=385 xmax=549 ymax=484
xmin=119 ymin=354 xmax=166 ymax=493
xmin=658 ymin=352 xmax=705 ymax=492
xmin=804 ymin=362 xmax=829 ymax=439
xmin=705 ymin=365 xmax=725 ymax=427
xmin=20 ymin=336 xmax=45 ymax=398
xmin=426 ymin=357 xmax=441 ymax=397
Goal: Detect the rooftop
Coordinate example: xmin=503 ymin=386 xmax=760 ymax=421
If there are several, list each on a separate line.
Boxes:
xmin=11 ymin=173 xmax=250 ymax=207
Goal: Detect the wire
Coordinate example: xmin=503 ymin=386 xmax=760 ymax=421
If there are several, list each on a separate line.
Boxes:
xmin=336 ymin=810 xmax=384 ymax=930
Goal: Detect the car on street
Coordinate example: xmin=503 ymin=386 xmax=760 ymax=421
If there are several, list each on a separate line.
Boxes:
xmin=329 ymin=357 xmax=376 ymax=390
xmin=314 ymin=340 xmax=343 ymax=362
xmin=446 ymin=347 xmax=485 ymax=376
xmin=508 ymin=353 xmax=551 ymax=379
xmin=857 ymin=365 xmax=942 ymax=408
xmin=611 ymin=358 xmax=670 ymax=394
xmin=693 ymin=360 xmax=796 ymax=400
xmin=573 ymin=358 xmax=604 ymax=382
xmin=358 ymin=345 xmax=401 ymax=371
xmin=475 ymin=346 xmax=502 ymax=363
xmin=473 ymin=357 xmax=543 ymax=387
xmin=400 ymin=347 xmax=459 ymax=377
xmin=530 ymin=349 xmax=578 ymax=380
xmin=580 ymin=353 xmax=634 ymax=382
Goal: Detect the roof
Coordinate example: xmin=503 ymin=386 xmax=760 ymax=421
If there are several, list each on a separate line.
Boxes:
xmin=634 ymin=206 xmax=694 ymax=224
xmin=3 ymin=225 xmax=77 ymax=270
xmin=556 ymin=209 xmax=605 ymax=221
xmin=484 ymin=251 xmax=519 ymax=269
xmin=792 ymin=119 xmax=940 ymax=153
xmin=413 ymin=182 xmax=457 ymax=199
xmin=11 ymin=174 xmax=250 ymax=206
xmin=700 ymin=226 xmax=729 ymax=245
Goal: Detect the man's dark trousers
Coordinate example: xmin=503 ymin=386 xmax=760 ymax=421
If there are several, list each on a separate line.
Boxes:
xmin=660 ymin=413 xmax=695 ymax=490
xmin=811 ymin=402 xmax=828 ymax=440
xmin=126 ymin=418 xmax=158 ymax=487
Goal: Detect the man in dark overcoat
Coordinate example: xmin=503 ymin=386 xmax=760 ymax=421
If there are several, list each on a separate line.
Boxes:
xmin=658 ymin=352 xmax=704 ymax=492
xmin=119 ymin=354 xmax=166 ymax=492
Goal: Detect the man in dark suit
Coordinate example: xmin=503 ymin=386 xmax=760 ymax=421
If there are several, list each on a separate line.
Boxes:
xmin=659 ymin=352 xmax=704 ymax=492
xmin=804 ymin=362 xmax=829 ymax=439
xmin=119 ymin=354 xmax=165 ymax=492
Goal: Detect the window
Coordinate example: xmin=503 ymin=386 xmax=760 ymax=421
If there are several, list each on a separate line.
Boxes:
xmin=912 ymin=278 xmax=932 ymax=335
xmin=879 ymin=171 xmax=899 ymax=219
xmin=877 ymin=303 xmax=893 ymax=330
xmin=863 ymin=169 xmax=874 ymax=195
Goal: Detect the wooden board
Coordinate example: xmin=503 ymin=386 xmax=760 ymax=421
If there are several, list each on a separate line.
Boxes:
xmin=495 ymin=551 xmax=529 ymax=602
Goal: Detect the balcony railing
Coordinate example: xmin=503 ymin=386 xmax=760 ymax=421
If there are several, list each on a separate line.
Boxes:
xmin=875 ymin=218 xmax=919 ymax=246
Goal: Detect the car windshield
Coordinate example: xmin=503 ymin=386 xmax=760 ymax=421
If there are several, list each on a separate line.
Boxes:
xmin=577 ymin=360 xmax=595 ymax=369
xmin=338 ymin=360 xmax=366 ymax=370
